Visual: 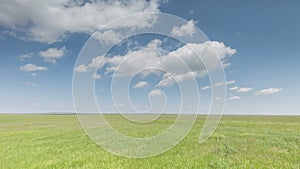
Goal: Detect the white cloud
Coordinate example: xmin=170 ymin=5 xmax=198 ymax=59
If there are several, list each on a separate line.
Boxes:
xmin=201 ymin=86 xmax=211 ymax=91
xmin=229 ymin=86 xmax=239 ymax=91
xmin=214 ymin=80 xmax=236 ymax=87
xmin=74 ymin=55 xmax=106 ymax=72
xmin=156 ymin=71 xmax=198 ymax=87
xmin=229 ymin=96 xmax=240 ymax=100
xmin=149 ymin=89 xmax=162 ymax=96
xmin=146 ymin=39 xmax=162 ymax=49
xmin=171 ymin=20 xmax=196 ymax=37
xmin=19 ymin=53 xmax=33 ymax=61
xmin=92 ymin=73 xmax=102 ymax=80
xmin=237 ymin=87 xmax=253 ymax=93
xmin=20 ymin=64 xmax=48 ymax=72
xmin=0 ymin=0 xmax=161 ymax=43
xmin=222 ymin=60 xmax=231 ymax=68
xmin=224 ymin=80 xmax=236 ymax=85
xmin=30 ymin=73 xmax=37 ymax=76
xmin=88 ymin=56 xmax=106 ymax=69
xmin=134 ymin=81 xmax=148 ymax=88
xmin=75 ymin=40 xmax=236 ymax=87
xmin=256 ymin=87 xmax=283 ymax=95
xmin=93 ymin=30 xmax=122 ymax=45
xmin=39 ymin=47 xmax=66 ymax=63
xmin=75 ymin=64 xmax=89 ymax=73
xmin=21 ymin=81 xmax=36 ymax=87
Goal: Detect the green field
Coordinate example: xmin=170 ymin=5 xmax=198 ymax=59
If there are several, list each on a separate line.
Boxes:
xmin=0 ymin=114 xmax=299 ymax=169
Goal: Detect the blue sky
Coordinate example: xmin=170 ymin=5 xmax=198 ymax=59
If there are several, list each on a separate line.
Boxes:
xmin=0 ymin=0 xmax=299 ymax=115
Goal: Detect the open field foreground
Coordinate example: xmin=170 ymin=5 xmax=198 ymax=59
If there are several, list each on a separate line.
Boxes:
xmin=0 ymin=114 xmax=299 ymax=169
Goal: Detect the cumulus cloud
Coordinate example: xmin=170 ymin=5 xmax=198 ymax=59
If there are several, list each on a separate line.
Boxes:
xmin=75 ymin=55 xmax=106 ymax=73
xmin=75 ymin=64 xmax=89 ymax=73
xmin=93 ymin=30 xmax=122 ymax=45
xmin=214 ymin=80 xmax=236 ymax=87
xmin=92 ymin=73 xmax=102 ymax=80
xmin=256 ymin=87 xmax=283 ymax=95
xmin=39 ymin=47 xmax=66 ymax=63
xmin=75 ymin=39 xmax=236 ymax=86
xmin=229 ymin=86 xmax=239 ymax=91
xmin=19 ymin=52 xmax=33 ymax=61
xmin=20 ymin=64 xmax=48 ymax=72
xmin=156 ymin=71 xmax=199 ymax=87
xmin=171 ymin=20 xmax=196 ymax=37
xmin=0 ymin=0 xmax=161 ymax=43
xmin=237 ymin=87 xmax=253 ymax=93
xmin=229 ymin=96 xmax=240 ymax=100
xmin=201 ymin=86 xmax=211 ymax=91
xmin=134 ymin=81 xmax=148 ymax=88
xmin=21 ymin=81 xmax=36 ymax=87
xmin=30 ymin=73 xmax=37 ymax=76
xmin=149 ymin=89 xmax=162 ymax=96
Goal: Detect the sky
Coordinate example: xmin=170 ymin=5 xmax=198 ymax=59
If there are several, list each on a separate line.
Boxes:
xmin=0 ymin=0 xmax=299 ymax=115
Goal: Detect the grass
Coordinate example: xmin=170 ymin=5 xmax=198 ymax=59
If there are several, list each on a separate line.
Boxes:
xmin=0 ymin=114 xmax=299 ymax=169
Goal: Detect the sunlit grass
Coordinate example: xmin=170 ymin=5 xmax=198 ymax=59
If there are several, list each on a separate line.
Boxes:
xmin=0 ymin=114 xmax=299 ymax=168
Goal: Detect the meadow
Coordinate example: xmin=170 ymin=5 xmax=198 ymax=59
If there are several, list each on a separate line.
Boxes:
xmin=0 ymin=114 xmax=299 ymax=169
